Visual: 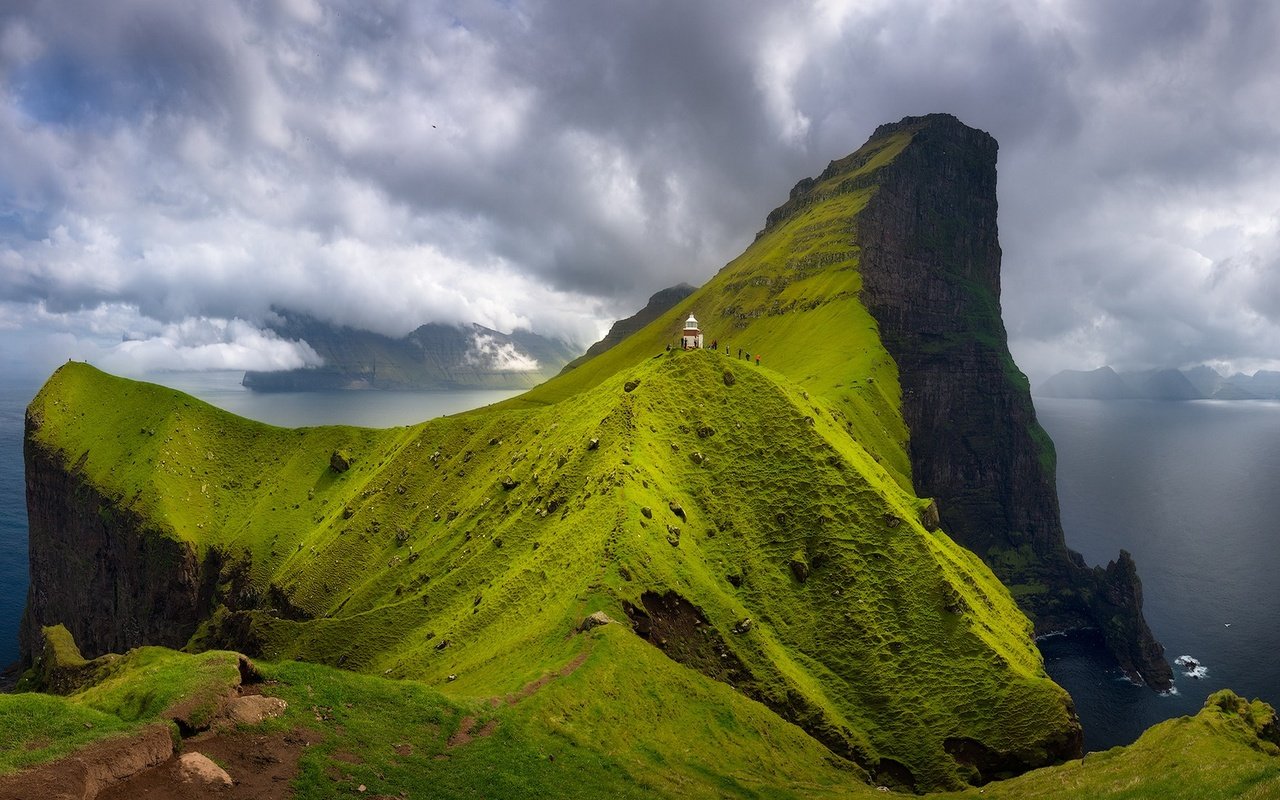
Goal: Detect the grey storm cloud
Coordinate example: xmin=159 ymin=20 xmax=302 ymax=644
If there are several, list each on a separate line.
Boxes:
xmin=2 ymin=0 xmax=1280 ymax=380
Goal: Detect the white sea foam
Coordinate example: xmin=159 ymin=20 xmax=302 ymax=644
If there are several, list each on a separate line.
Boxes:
xmin=1173 ymin=654 xmax=1208 ymax=678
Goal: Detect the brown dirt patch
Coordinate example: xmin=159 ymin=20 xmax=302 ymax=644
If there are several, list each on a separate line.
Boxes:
xmin=331 ymin=749 xmax=362 ymax=764
xmin=393 ymin=743 xmax=413 ymax=756
xmin=0 ymin=724 xmax=173 ymax=800
xmin=498 ymin=651 xmax=589 ymax=707
xmin=446 ymin=716 xmax=478 ymax=748
xmin=446 ymin=715 xmax=500 ymax=749
xmin=96 ymin=726 xmax=321 ymax=800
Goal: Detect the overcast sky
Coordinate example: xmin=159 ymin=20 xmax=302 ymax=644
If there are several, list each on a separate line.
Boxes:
xmin=2 ymin=0 xmax=1279 ymax=382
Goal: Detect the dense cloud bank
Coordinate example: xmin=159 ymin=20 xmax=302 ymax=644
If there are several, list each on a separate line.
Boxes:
xmin=2 ymin=0 xmax=1278 ymax=379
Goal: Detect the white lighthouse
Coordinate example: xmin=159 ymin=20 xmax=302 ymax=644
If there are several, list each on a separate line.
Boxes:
xmin=681 ymin=313 xmax=704 ymax=350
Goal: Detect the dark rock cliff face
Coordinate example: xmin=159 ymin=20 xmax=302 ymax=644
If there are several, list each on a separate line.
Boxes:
xmin=837 ymin=114 xmax=1170 ymax=689
xmin=20 ymin=429 xmax=217 ymax=662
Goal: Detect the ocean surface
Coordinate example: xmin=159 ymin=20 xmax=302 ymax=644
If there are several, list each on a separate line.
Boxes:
xmin=1036 ymin=397 xmax=1280 ymax=752
xmin=1 ymin=375 xmax=1276 ymax=755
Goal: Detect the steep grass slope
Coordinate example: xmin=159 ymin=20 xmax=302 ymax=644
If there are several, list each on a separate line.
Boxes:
xmin=26 ymin=352 xmax=1077 ymax=789
xmin=512 ymin=125 xmax=917 ymax=490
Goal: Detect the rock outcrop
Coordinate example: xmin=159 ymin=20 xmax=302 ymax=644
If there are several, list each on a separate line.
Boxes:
xmin=21 ymin=424 xmax=214 ymax=661
xmin=832 ymin=113 xmax=1171 ymax=689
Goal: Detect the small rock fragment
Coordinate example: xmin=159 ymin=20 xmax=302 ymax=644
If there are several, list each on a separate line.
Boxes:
xmin=579 ymin=611 xmax=613 ymax=632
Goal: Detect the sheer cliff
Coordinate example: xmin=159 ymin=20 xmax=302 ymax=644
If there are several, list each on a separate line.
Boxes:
xmin=849 ymin=114 xmax=1170 ymax=688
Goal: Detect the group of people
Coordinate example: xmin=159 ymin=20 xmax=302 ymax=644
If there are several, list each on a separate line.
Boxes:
xmin=667 ymin=339 xmax=761 ymax=365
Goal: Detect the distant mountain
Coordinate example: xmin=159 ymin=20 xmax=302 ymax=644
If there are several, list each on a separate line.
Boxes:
xmin=242 ymin=313 xmax=580 ymax=391
xmin=1124 ymin=368 xmax=1203 ymax=400
xmin=1038 ymin=364 xmax=1280 ymax=400
xmin=1038 ymin=366 xmax=1135 ymax=399
xmin=1182 ymin=365 xmax=1226 ymax=397
xmin=559 ymin=283 xmax=696 ymax=374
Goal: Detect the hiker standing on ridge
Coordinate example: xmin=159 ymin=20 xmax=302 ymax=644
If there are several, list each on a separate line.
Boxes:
xmin=755 ymin=354 xmax=761 ymax=366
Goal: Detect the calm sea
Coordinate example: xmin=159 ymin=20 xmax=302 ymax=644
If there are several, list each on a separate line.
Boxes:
xmin=1037 ymin=397 xmax=1280 ymax=751
xmin=1 ymin=376 xmax=1276 ymax=754
xmin=0 ymin=370 xmax=521 ymax=668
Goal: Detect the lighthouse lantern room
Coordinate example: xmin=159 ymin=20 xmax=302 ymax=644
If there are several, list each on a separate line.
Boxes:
xmin=681 ymin=313 xmax=704 ymax=350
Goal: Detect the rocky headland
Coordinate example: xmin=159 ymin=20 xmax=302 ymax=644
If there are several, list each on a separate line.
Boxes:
xmin=13 ymin=114 xmax=1270 ymax=798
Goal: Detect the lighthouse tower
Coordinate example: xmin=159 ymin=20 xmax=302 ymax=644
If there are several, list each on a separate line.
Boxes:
xmin=681 ymin=313 xmax=704 ymax=350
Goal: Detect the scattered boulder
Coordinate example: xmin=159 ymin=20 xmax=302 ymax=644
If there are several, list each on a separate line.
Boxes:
xmin=488 ymin=437 xmax=500 ymax=446
xmin=587 ymin=438 xmax=600 ymax=451
xmin=501 ymin=476 xmax=518 ymax=490
xmin=215 ymin=695 xmax=288 ymax=728
xmin=640 ymin=506 xmax=653 ymax=519
xmin=668 ymin=501 xmax=686 ymax=521
xmin=330 ymin=450 xmax=351 ymax=473
xmin=883 ymin=513 xmax=901 ymax=529
xmin=624 ymin=379 xmax=641 ymax=393
xmin=920 ymin=499 xmax=941 ymax=532
xmin=696 ymin=424 xmax=715 ymax=438
xmin=666 ymin=525 xmax=681 ymax=547
xmin=726 ymin=572 xmax=744 ymax=588
xmin=722 ymin=370 xmax=736 ymax=387
xmin=790 ymin=556 xmax=810 ymax=583
xmin=176 ymin=752 xmax=233 ymax=788
xmin=690 ymin=451 xmax=705 ymax=465
xmin=579 ymin=611 xmax=613 ymax=632
xmin=732 ymin=618 xmax=753 ymax=634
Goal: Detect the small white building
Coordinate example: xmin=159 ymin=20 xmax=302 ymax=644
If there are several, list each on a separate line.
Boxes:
xmin=681 ymin=313 xmax=704 ymax=350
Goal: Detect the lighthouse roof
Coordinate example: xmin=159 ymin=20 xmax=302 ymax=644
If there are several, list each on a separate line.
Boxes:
xmin=685 ymin=313 xmax=699 ymax=329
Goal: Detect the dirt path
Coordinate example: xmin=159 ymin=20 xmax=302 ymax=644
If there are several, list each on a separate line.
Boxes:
xmin=96 ymin=727 xmax=321 ymax=800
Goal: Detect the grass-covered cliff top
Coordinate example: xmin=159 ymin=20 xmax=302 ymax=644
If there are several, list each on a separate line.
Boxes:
xmin=27 ymin=349 xmax=1075 ymax=790
xmin=5 ymin=630 xmax=1276 ymax=798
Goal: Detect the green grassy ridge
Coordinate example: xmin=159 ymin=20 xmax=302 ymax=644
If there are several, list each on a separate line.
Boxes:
xmin=508 ymin=129 xmax=917 ymax=492
xmin=21 ymin=122 xmax=1080 ymax=788
xmin=942 ymin=690 xmax=1280 ymax=799
xmin=8 ymin=638 xmax=1276 ymax=798
xmin=1 ymin=636 xmax=244 ymax=775
xmin=30 ymin=354 xmax=1074 ymax=789
xmin=267 ymin=630 xmax=874 ymax=799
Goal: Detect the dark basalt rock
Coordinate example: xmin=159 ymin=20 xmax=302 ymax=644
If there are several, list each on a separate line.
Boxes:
xmin=841 ymin=113 xmax=1171 ymax=690
xmin=21 ymin=436 xmax=219 ymax=662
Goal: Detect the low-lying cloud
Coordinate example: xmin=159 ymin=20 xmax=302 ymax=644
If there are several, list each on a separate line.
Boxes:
xmin=2 ymin=1 xmax=1279 ymax=381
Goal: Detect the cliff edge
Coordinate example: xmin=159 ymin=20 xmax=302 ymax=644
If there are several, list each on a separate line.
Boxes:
xmin=842 ymin=114 xmax=1169 ymax=688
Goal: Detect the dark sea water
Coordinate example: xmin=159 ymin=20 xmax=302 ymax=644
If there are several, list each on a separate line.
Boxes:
xmin=1036 ymin=397 xmax=1280 ymax=752
xmin=0 ymin=370 xmax=521 ymax=668
xmin=0 ymin=377 xmax=39 ymax=671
